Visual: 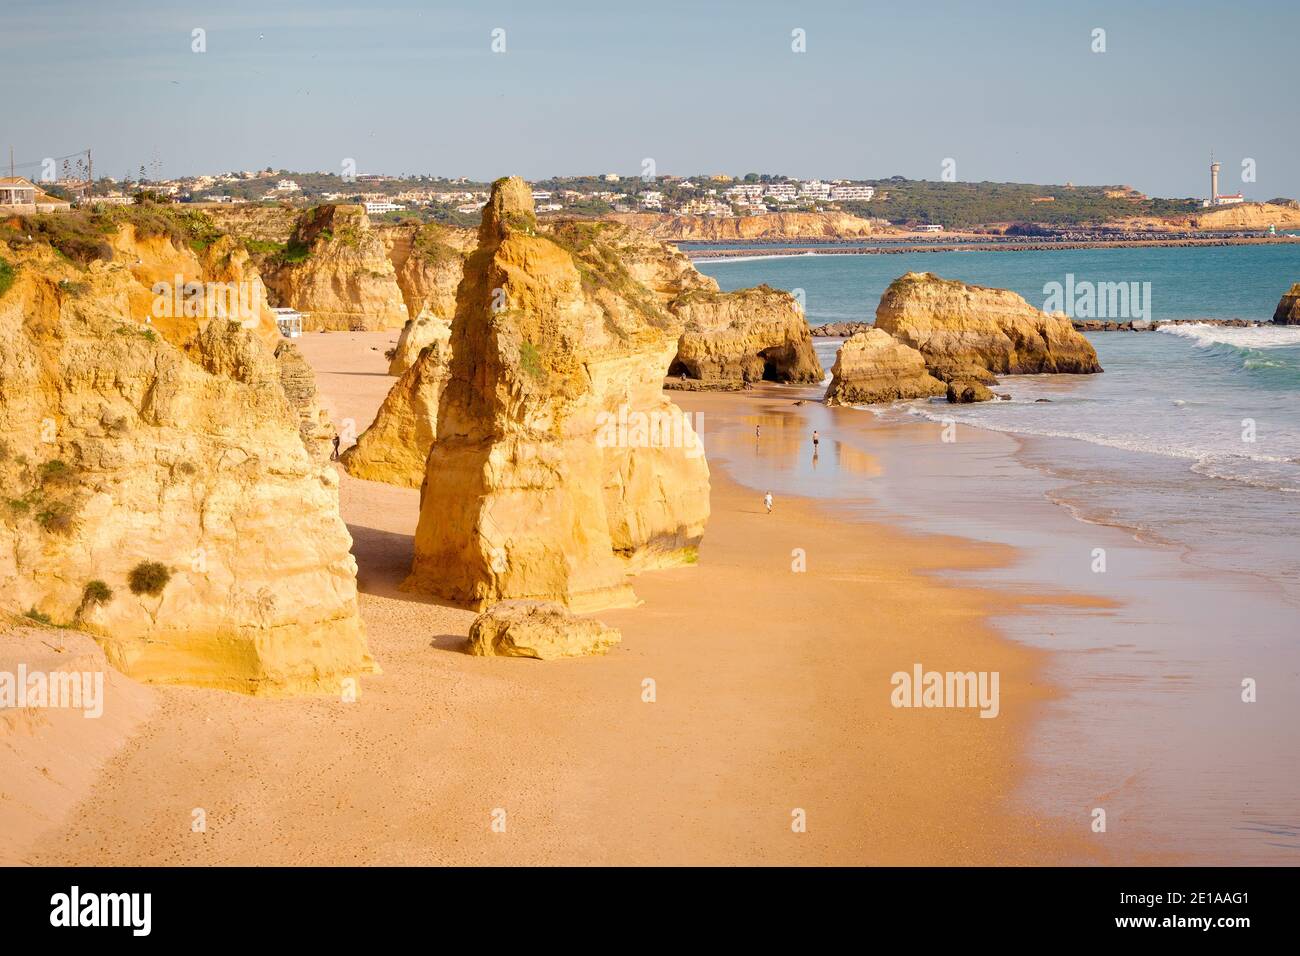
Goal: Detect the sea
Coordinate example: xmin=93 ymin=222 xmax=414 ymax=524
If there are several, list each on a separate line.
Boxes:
xmin=693 ymin=243 xmax=1300 ymax=862
xmin=694 ymin=243 xmax=1300 ymax=605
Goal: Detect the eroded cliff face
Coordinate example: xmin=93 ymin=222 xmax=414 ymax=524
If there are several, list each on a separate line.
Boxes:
xmin=387 ymin=315 xmax=451 ymax=377
xmin=341 ymin=341 xmax=449 ymax=488
xmin=668 ymin=286 xmax=825 ymax=386
xmin=874 ymin=272 xmax=1101 ymax=380
xmin=546 ymin=220 xmax=717 ymax=303
xmin=0 ymin=244 xmax=373 ymax=695
xmin=403 ymin=178 xmax=710 ymax=611
xmin=261 ymin=205 xmax=408 ymax=331
xmin=823 ymin=329 xmax=946 ymax=406
xmin=376 ymin=222 xmax=475 ymax=325
xmin=1273 ymin=283 xmax=1300 ymax=325
xmin=98 ymin=225 xmax=333 ymax=457
xmin=610 ymin=211 xmax=880 ymax=241
xmin=1118 ymin=201 xmax=1300 ymax=233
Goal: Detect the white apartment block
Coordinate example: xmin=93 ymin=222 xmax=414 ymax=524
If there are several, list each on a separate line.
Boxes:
xmin=723 ymin=183 xmax=765 ymax=202
xmin=799 ymin=180 xmax=832 ymax=199
xmin=764 ymin=183 xmax=798 ymax=200
xmin=829 ymin=184 xmax=875 ymax=201
xmin=363 ymin=201 xmax=404 ymax=214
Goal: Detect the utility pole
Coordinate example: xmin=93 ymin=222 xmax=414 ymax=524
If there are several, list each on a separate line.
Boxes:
xmin=87 ymin=147 xmax=93 ymax=198
xmin=9 ymin=146 xmax=13 ymax=179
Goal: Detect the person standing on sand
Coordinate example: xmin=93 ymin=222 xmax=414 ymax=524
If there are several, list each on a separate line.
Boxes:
xmin=331 ymin=433 xmax=341 ymax=460
xmin=764 ymin=491 xmax=773 ymax=514
xmin=812 ymin=429 xmax=820 ymax=450
xmin=755 ymin=423 xmax=761 ymax=438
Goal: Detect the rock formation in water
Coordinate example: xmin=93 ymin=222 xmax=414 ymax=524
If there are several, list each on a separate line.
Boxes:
xmin=946 ymin=379 xmax=995 ymax=403
xmin=874 ymin=272 xmax=1102 ymax=381
xmin=467 ymin=600 xmax=621 ymax=659
xmin=667 ymin=286 xmax=824 ymax=386
xmin=1272 ymin=283 xmax=1300 ymax=325
xmin=261 ymin=205 xmax=408 ymax=331
xmin=403 ymin=177 xmax=710 ymax=611
xmin=0 ymin=240 xmax=374 ymax=695
xmin=823 ymin=329 xmax=946 ymax=405
xmin=610 ymin=211 xmax=882 ymax=241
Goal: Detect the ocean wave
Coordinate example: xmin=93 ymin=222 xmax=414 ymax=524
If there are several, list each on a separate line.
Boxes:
xmin=895 ymin=403 xmax=1300 ymax=491
xmin=1156 ymin=323 xmax=1300 ymax=350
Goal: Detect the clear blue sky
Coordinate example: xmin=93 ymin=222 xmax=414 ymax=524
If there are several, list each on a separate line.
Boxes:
xmin=4 ymin=0 xmax=1297 ymax=198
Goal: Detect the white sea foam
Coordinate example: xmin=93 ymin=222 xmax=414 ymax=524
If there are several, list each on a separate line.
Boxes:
xmin=1156 ymin=322 xmax=1300 ymax=349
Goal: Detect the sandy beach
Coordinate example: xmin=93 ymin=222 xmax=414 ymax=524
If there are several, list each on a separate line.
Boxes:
xmin=2 ymin=330 xmax=1150 ymax=866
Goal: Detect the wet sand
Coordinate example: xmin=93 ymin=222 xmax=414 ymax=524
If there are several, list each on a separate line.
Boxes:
xmin=14 ymin=332 xmax=1145 ymax=865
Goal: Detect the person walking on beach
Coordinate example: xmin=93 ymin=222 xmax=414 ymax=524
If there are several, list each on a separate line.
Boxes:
xmin=755 ymin=423 xmax=761 ymax=438
xmin=812 ymin=429 xmax=820 ymax=450
xmin=763 ymin=491 xmax=773 ymax=514
xmin=331 ymin=433 xmax=341 ymax=460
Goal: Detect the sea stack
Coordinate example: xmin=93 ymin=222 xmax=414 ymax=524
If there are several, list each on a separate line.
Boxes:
xmin=1272 ymin=283 xmax=1300 ymax=325
xmin=874 ymin=272 xmax=1102 ymax=380
xmin=824 ymin=328 xmax=947 ymax=405
xmin=668 ymin=285 xmax=824 ymax=386
xmin=403 ymin=177 xmax=710 ymax=611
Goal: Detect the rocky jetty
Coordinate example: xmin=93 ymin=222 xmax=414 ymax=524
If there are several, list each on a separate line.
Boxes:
xmin=0 ymin=242 xmax=374 ymax=695
xmin=1272 ymin=283 xmax=1300 ymax=325
xmin=403 ymin=177 xmax=710 ymax=611
xmin=262 ymin=205 xmax=408 ymax=331
xmin=874 ymin=272 xmax=1102 ymax=380
xmin=811 ymin=321 xmax=873 ymax=337
xmin=467 ymin=600 xmax=621 ymax=660
xmin=668 ymin=286 xmax=824 ymax=386
xmin=824 ymin=329 xmax=946 ymax=406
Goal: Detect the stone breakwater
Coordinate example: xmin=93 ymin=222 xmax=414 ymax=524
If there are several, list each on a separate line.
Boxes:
xmin=811 ymin=318 xmax=1269 ymax=336
xmin=688 ymin=235 xmax=1300 ymax=259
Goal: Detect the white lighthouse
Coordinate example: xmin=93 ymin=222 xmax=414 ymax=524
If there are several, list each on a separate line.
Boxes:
xmin=1203 ymin=153 xmax=1245 ymax=207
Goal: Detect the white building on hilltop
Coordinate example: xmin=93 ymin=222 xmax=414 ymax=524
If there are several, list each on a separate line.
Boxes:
xmin=1203 ymin=155 xmax=1246 ymax=207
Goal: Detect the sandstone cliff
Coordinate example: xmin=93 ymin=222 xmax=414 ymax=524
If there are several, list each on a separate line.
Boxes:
xmin=376 ymin=221 xmax=476 ymax=325
xmin=341 ymin=341 xmax=449 ymax=488
xmin=668 ymin=286 xmax=824 ymax=386
xmin=1118 ymin=201 xmax=1300 ymax=233
xmin=546 ymin=220 xmax=717 ymax=302
xmin=823 ymin=328 xmax=946 ymax=405
xmin=0 ymin=243 xmax=374 ymax=695
xmin=100 ymin=223 xmax=333 ymax=457
xmin=261 ymin=205 xmax=408 ymax=331
xmin=1272 ymin=283 xmax=1300 ymax=325
xmin=874 ymin=272 xmax=1102 ymax=380
xmin=611 ymin=211 xmax=881 ymax=241
xmin=387 ymin=315 xmax=451 ymax=376
xmin=403 ymin=178 xmax=710 ymax=611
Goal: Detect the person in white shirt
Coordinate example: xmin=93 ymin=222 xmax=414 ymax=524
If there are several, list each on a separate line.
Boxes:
xmin=763 ymin=491 xmax=773 ymax=514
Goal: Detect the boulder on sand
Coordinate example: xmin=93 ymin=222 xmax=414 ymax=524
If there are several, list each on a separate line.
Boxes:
xmin=467 ymin=600 xmax=621 ymax=660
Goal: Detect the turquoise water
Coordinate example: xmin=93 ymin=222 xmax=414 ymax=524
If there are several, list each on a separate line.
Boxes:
xmin=697 ymin=247 xmax=1300 ymax=601
xmin=696 ymin=243 xmax=1300 ymax=324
